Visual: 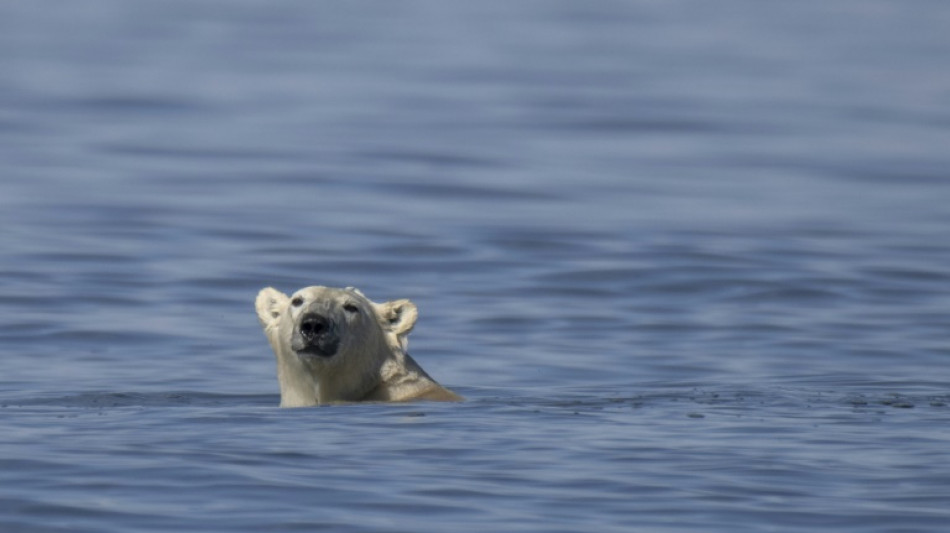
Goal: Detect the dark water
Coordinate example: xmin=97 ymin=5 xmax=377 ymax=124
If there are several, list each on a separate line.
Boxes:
xmin=2 ymin=1 xmax=950 ymax=531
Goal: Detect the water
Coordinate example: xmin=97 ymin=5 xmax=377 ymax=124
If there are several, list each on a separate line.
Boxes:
xmin=2 ymin=1 xmax=950 ymax=531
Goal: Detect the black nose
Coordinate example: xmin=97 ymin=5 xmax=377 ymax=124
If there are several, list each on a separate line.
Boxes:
xmin=300 ymin=314 xmax=329 ymax=341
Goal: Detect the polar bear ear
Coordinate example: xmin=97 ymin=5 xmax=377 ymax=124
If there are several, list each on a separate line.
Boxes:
xmin=378 ymin=299 xmax=418 ymax=336
xmin=255 ymin=287 xmax=289 ymax=329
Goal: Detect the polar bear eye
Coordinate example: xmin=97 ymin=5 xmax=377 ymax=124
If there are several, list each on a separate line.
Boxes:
xmin=291 ymin=296 xmax=304 ymax=307
xmin=343 ymin=303 xmax=359 ymax=314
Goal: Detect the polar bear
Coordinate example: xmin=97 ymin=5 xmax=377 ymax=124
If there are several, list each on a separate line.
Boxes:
xmin=255 ymin=285 xmax=462 ymax=407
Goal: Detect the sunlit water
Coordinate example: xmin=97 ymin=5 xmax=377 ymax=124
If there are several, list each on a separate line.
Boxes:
xmin=2 ymin=1 xmax=950 ymax=532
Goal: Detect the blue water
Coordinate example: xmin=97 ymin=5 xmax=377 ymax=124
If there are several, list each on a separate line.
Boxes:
xmin=2 ymin=1 xmax=950 ymax=531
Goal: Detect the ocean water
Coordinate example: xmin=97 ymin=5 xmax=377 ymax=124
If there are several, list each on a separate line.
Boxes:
xmin=2 ymin=1 xmax=950 ymax=531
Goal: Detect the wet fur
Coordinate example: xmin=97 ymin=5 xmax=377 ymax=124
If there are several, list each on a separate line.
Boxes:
xmin=255 ymin=286 xmax=462 ymax=407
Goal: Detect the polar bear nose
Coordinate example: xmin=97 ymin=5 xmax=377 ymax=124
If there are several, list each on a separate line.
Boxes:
xmin=300 ymin=314 xmax=329 ymax=341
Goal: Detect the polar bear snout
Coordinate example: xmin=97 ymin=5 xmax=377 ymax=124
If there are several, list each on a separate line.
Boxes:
xmin=292 ymin=312 xmax=340 ymax=358
xmin=300 ymin=314 xmax=329 ymax=340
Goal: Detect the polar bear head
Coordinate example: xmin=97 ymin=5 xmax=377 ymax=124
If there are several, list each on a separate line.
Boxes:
xmin=255 ymin=285 xmax=460 ymax=407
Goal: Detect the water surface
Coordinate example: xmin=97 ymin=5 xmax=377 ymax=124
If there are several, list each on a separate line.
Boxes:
xmin=2 ymin=1 xmax=950 ymax=531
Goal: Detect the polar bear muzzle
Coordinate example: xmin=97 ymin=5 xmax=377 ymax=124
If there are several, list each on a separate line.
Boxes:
xmin=292 ymin=312 xmax=340 ymax=358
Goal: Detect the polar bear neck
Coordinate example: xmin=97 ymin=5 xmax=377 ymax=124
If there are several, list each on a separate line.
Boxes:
xmin=310 ymin=336 xmax=420 ymax=404
xmin=302 ymin=347 xmax=442 ymax=404
xmin=362 ymin=353 xmax=446 ymax=402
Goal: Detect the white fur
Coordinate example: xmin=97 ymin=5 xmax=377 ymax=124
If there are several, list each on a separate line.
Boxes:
xmin=255 ymin=286 xmax=461 ymax=407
